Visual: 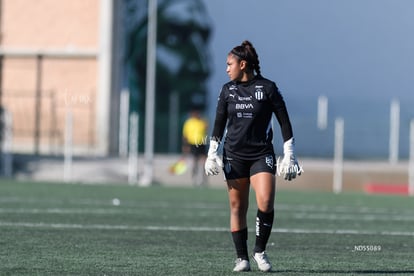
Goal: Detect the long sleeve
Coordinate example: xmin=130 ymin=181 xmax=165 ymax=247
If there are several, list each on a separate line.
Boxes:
xmin=269 ymin=83 xmax=293 ymax=142
xmin=211 ymin=87 xmax=228 ymax=142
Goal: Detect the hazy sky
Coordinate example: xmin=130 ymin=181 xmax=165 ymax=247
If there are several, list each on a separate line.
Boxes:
xmin=203 ymin=0 xmax=414 ymax=111
xmin=200 ymin=0 xmax=414 ymax=157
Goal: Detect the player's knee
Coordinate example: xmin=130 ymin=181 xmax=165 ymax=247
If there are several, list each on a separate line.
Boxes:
xmin=257 ymin=200 xmax=273 ymax=213
xmin=229 ymin=200 xmax=248 ymax=216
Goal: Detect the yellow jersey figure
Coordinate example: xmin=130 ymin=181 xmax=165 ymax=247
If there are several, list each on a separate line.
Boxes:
xmin=182 ymin=108 xmax=208 ymax=186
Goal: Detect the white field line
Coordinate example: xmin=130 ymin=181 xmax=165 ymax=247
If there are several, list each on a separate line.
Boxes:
xmin=0 ymin=208 xmax=228 ymax=218
xmin=289 ymin=213 xmax=414 ymax=222
xmin=1 ymin=196 xmax=412 ymax=216
xmin=1 ymin=196 xmax=413 ymax=216
xmin=276 ymin=204 xmax=413 ymax=216
xmin=0 ymin=197 xmax=226 ymax=209
xmin=0 ymin=208 xmax=129 ymax=215
xmin=1 ymin=206 xmax=414 ymax=222
xmin=1 ymin=221 xmax=414 ymax=237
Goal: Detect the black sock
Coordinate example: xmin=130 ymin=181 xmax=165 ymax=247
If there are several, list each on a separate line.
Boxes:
xmin=254 ymin=209 xmax=274 ymax=253
xmin=231 ymin=228 xmax=248 ymax=260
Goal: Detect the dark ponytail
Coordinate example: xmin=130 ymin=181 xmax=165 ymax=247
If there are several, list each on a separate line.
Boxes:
xmin=230 ymin=40 xmax=262 ymax=76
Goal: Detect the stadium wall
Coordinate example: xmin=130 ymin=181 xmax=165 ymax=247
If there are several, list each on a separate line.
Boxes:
xmin=0 ymin=0 xmax=116 ymax=155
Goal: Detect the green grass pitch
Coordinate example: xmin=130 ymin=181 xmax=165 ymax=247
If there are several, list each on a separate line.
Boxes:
xmin=1 ymin=179 xmax=414 ymax=275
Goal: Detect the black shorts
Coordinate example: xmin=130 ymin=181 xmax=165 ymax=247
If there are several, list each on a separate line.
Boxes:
xmin=190 ymin=144 xmax=207 ymax=157
xmin=222 ymin=153 xmax=276 ymax=180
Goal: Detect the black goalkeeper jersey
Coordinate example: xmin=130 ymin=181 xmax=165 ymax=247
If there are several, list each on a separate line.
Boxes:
xmin=211 ymin=75 xmax=293 ymax=160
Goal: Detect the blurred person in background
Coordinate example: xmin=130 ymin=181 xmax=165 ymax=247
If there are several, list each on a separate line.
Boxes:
xmin=204 ymin=40 xmax=303 ymax=272
xmin=182 ymin=107 xmax=208 ymax=186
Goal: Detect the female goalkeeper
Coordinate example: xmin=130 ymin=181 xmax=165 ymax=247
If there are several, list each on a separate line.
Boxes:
xmin=204 ymin=40 xmax=302 ymax=272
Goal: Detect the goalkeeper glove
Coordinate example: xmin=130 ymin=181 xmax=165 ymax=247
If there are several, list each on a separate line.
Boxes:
xmin=277 ymin=138 xmax=303 ymax=181
xmin=204 ymin=140 xmax=223 ymax=176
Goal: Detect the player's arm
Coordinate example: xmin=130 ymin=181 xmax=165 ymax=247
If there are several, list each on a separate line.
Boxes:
xmin=211 ymin=111 xmax=227 ymax=142
xmin=269 ymin=83 xmax=303 ymax=180
xmin=268 ymin=83 xmax=293 ymax=142
xmin=211 ymin=87 xmax=228 ymax=142
xmin=205 ymin=88 xmax=228 ymax=175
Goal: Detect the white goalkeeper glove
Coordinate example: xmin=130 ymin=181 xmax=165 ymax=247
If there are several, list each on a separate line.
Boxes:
xmin=204 ymin=140 xmax=223 ymax=176
xmin=277 ymin=138 xmax=303 ymax=181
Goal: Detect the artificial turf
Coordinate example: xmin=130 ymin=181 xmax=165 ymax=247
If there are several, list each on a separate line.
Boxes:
xmin=1 ymin=180 xmax=413 ymax=275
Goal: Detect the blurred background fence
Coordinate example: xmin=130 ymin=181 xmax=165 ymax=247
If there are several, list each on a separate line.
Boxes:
xmin=0 ymin=0 xmax=413 ymax=192
xmin=1 ymin=89 xmax=95 ymax=155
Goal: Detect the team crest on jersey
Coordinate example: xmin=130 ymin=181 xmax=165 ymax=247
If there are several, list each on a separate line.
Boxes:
xmin=255 ymin=87 xmax=264 ymax=100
